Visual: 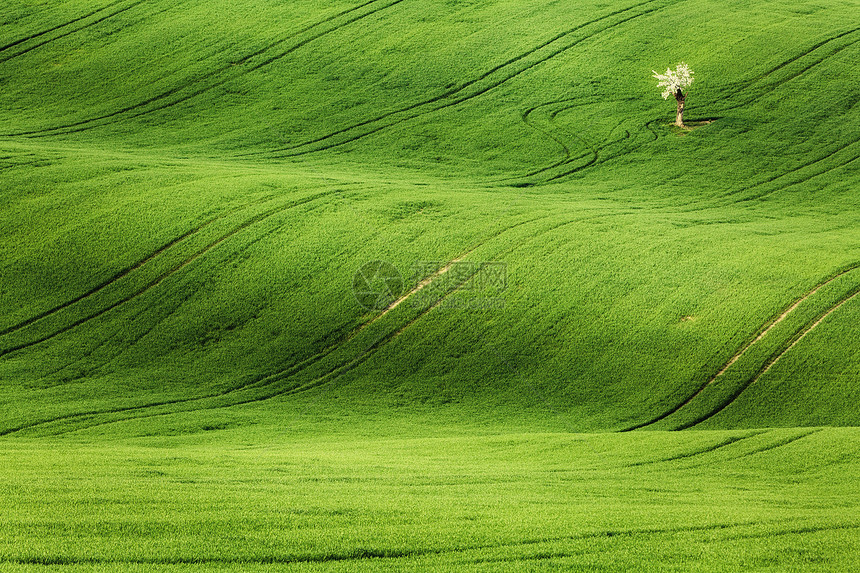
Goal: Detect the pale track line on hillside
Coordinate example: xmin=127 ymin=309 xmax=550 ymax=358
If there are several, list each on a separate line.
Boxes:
xmin=244 ymin=210 xmax=636 ymax=409
xmin=107 ymin=212 xmax=543 ymax=392
xmin=237 ymin=0 xmax=684 ymax=159
xmin=620 ymin=263 xmax=860 ymax=432
xmin=225 ymin=213 xmax=553 ymax=397
xmin=2 ymin=0 xmax=406 ymax=138
xmin=0 ymin=209 xmax=694 ymax=436
xmin=16 ymin=208 xmax=626 ymax=436
xmin=326 ymin=207 xmax=637 ymax=384
xmin=4 ymin=260 xmax=486 ymax=435
xmin=681 ymin=285 xmax=860 ymax=429
xmin=248 ymin=265 xmax=489 ymax=403
xmin=346 ymin=240 xmax=494 ymax=340
xmin=0 ymin=190 xmax=339 ymax=359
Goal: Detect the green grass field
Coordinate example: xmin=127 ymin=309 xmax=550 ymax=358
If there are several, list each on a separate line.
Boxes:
xmin=1 ymin=0 xmax=859 ymax=569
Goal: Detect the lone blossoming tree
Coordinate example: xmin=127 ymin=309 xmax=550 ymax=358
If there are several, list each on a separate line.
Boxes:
xmin=653 ymin=63 xmax=694 ymax=127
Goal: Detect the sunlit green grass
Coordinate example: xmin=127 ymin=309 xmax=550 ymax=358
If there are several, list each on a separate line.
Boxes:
xmin=1 ymin=0 xmax=859 ymax=569
xmin=2 ymin=428 xmax=860 ymax=571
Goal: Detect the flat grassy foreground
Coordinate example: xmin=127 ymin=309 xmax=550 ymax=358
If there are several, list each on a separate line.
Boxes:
xmin=1 ymin=0 xmax=859 ymax=570
xmin=2 ymin=427 xmax=860 ymax=571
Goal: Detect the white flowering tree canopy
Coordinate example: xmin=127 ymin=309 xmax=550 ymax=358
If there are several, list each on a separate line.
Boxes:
xmin=652 ymin=63 xmax=694 ymax=100
xmin=653 ymin=63 xmax=694 ymax=127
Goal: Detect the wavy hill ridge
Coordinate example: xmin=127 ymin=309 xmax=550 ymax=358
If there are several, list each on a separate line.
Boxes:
xmin=0 ymin=0 xmax=858 ymax=436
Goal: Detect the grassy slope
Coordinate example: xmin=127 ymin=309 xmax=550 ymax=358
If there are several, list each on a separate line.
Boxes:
xmin=1 ymin=0 xmax=858 ymax=434
xmin=0 ymin=0 xmax=860 ymax=429
xmin=2 ymin=428 xmax=860 ymax=571
xmin=1 ymin=1 xmax=860 ymax=568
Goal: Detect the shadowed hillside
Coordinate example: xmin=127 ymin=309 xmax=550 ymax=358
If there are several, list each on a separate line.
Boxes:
xmin=1 ymin=0 xmax=858 ymax=436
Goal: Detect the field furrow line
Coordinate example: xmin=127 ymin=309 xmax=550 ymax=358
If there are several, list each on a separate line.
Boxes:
xmin=553 ymin=30 xmax=857 ymax=186
xmin=517 ymin=105 xmax=574 ymax=176
xmin=0 ymin=520 xmax=798 ymax=566
xmin=19 ymin=262 xmax=494 ymax=436
xmin=508 ymin=96 xmax=648 ymax=183
xmin=716 ymin=29 xmax=859 ymax=111
xmin=243 ymin=0 xmax=681 ymax=158
xmin=6 ymin=261 xmax=487 ymax=435
xmin=0 ymin=190 xmax=337 ymax=359
xmin=681 ymin=284 xmax=860 ymax=429
xmin=635 ymin=30 xmax=859 ymax=208
xmin=720 ymin=523 xmax=860 ymax=542
xmin=0 ymin=340 xmax=340 ymax=437
xmin=0 ymin=0 xmax=148 ymax=65
xmin=0 ymin=215 xmax=220 ymax=338
xmin=0 ymin=215 xmax=542 ymax=436
xmin=10 ymin=0 xmax=676 ymax=145
xmin=625 ymin=431 xmax=766 ymax=466
xmin=737 ymin=145 xmax=860 ymax=203
xmin=545 ymin=124 xmax=631 ymax=182
xmin=621 ymin=263 xmax=860 ymax=431
xmin=0 ymin=178 xmax=287 ymax=338
xmin=655 ymin=430 xmax=825 ymax=470
xmin=3 ymin=0 xmax=405 ymax=138
xmin=729 ymin=429 xmax=823 ymax=461
xmin=0 ymin=0 xmax=125 ymax=54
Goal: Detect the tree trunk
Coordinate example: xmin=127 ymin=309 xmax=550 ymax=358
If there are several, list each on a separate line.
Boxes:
xmin=674 ymin=88 xmax=686 ymax=127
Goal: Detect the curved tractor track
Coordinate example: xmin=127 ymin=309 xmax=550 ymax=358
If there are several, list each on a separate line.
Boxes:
xmin=0 ymin=0 xmax=149 ymax=64
xmin=622 ymin=263 xmax=860 ymax=432
xmin=512 ymin=28 xmax=858 ymax=188
xmin=1 ymin=0 xmax=408 ymax=138
xmin=244 ymin=0 xmax=685 ymax=159
xmin=0 ymin=188 xmax=343 ymax=359
xmin=669 ymin=29 xmax=860 ymax=210
xmin=0 ymin=212 xmax=550 ymax=437
xmin=0 ymin=209 xmax=623 ymax=437
xmin=678 ymin=284 xmax=860 ymax=430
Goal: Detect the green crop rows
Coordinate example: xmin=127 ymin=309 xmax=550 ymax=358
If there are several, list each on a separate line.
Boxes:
xmin=1 ymin=0 xmax=858 ymax=569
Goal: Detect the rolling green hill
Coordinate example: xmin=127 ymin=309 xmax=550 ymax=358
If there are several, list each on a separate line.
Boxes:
xmin=1 ymin=0 xmax=858 ymax=435
xmin=1 ymin=0 xmax=859 ymax=569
